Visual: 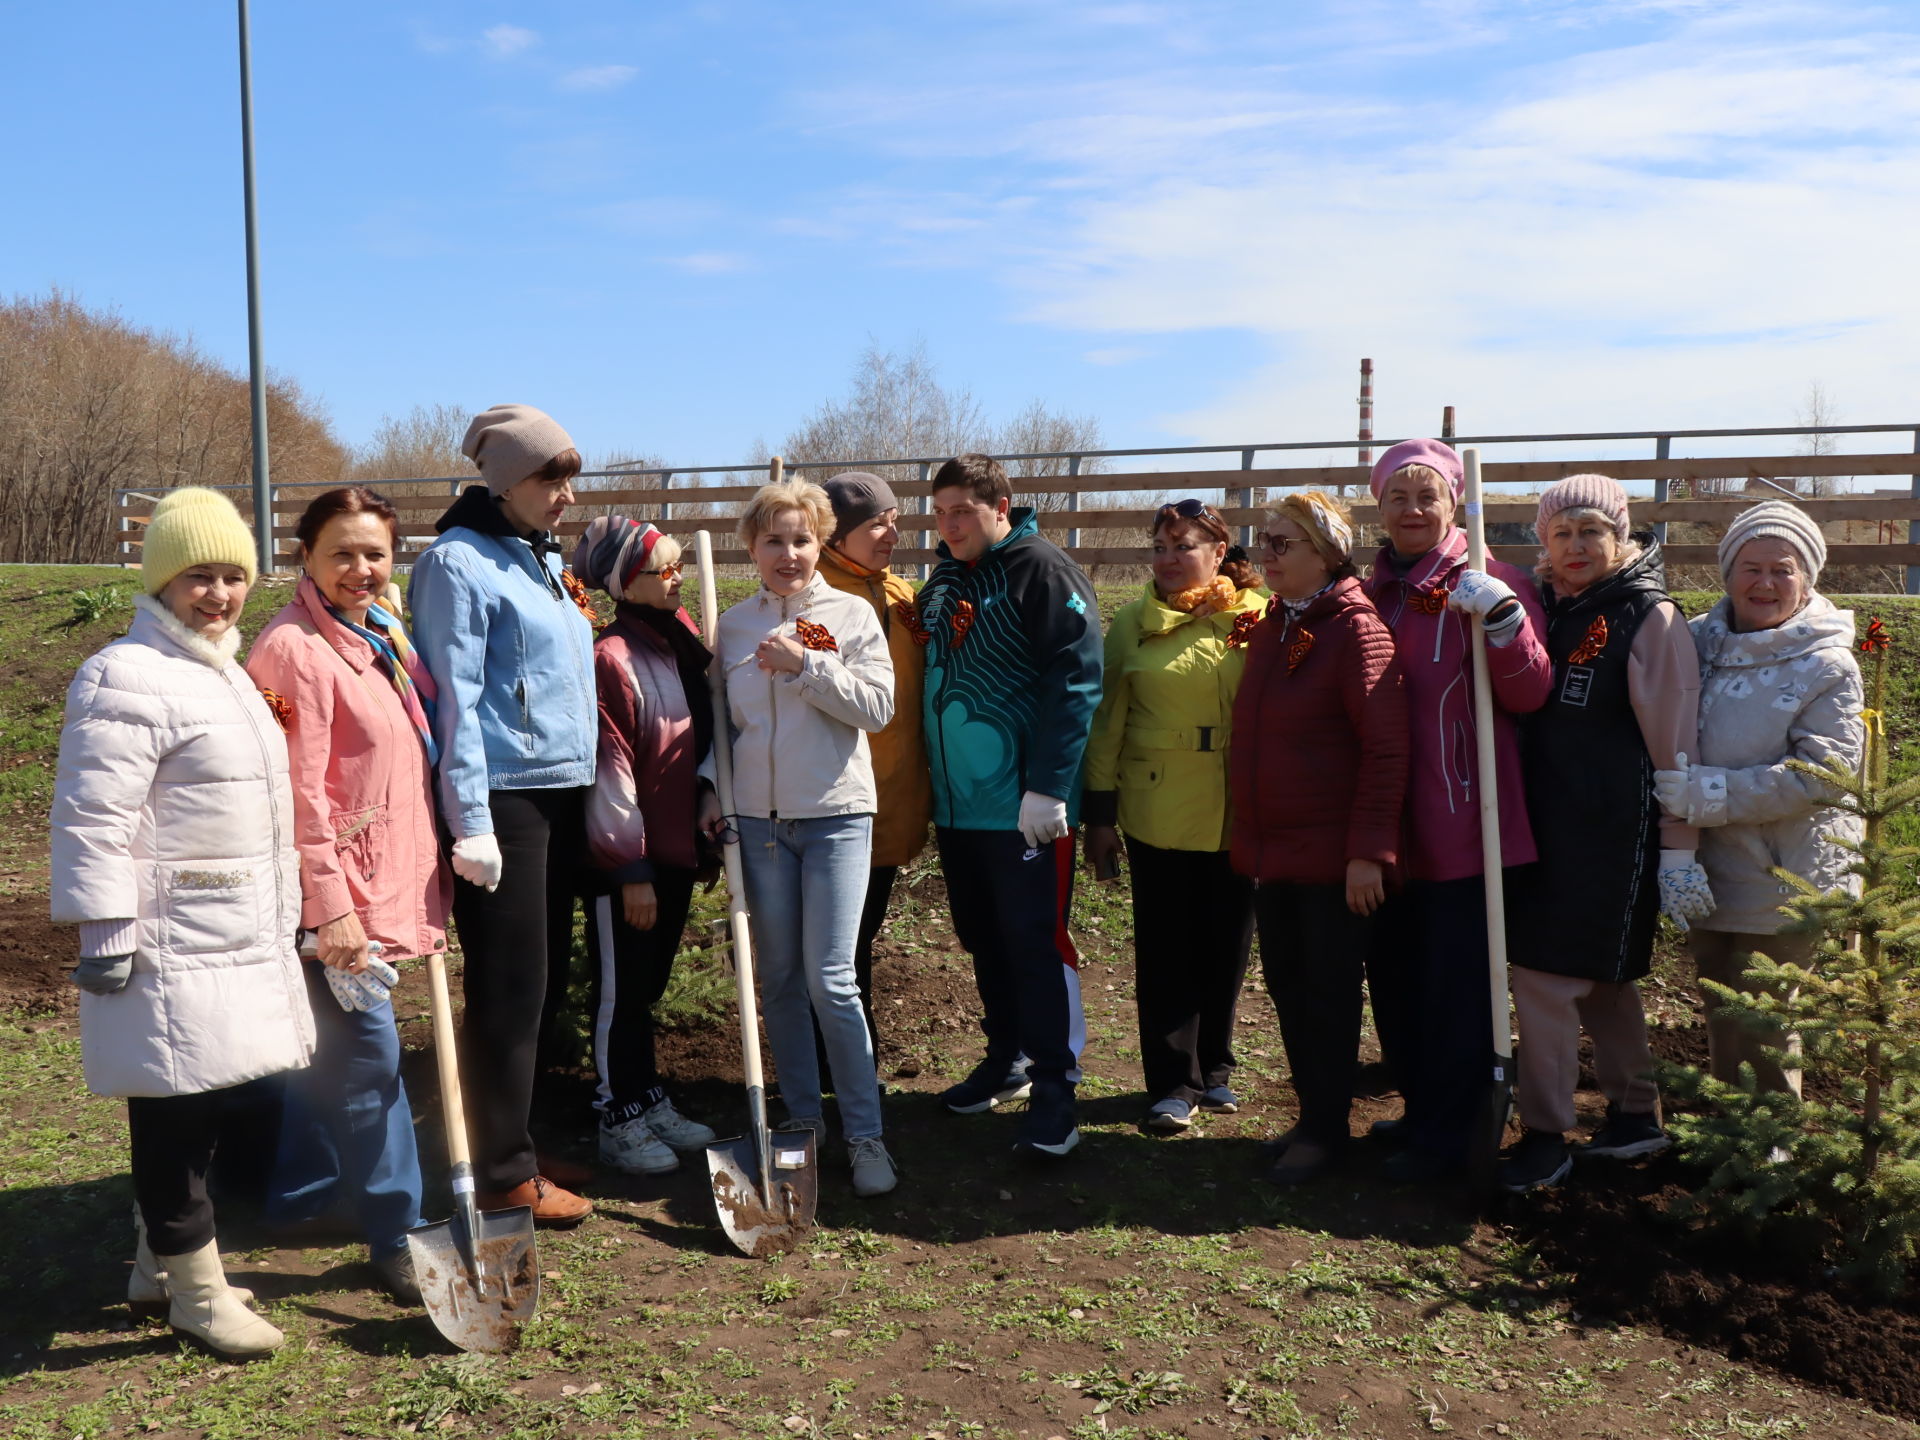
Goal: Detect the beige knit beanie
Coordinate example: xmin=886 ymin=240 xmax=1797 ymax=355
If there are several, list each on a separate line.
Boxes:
xmin=1534 ymin=473 xmax=1630 ymax=544
xmin=1719 ymin=500 xmax=1826 ymax=586
xmin=461 ymin=403 xmax=577 ymax=496
xmin=141 ymin=487 xmax=259 ymax=595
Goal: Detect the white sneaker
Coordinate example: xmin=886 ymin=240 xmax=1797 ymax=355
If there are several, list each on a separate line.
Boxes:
xmin=599 ymin=1117 xmax=680 ymax=1175
xmin=848 ymin=1137 xmax=897 ymax=1197
xmin=645 ymin=1098 xmax=717 ymax=1150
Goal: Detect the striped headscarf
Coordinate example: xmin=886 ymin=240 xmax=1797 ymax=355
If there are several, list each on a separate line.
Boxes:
xmin=571 ymin=516 xmax=666 ymax=601
xmin=327 ymin=600 xmax=439 ymax=766
xmin=1272 ymin=490 xmax=1355 ymax=567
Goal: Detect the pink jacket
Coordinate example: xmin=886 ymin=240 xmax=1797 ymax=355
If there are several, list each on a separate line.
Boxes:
xmin=1363 ymin=530 xmax=1552 ymax=883
xmin=246 ymin=579 xmax=452 ymax=959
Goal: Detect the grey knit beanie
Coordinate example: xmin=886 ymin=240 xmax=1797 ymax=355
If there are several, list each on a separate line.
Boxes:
xmin=1719 ymin=500 xmax=1826 ymax=586
xmin=822 ymin=471 xmax=900 ymax=544
xmin=461 ymin=403 xmax=577 ymax=496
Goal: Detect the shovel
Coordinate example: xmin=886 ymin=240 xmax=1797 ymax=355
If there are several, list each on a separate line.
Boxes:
xmin=405 ymin=948 xmax=539 ymax=1351
xmin=695 ymin=517 xmax=819 ymax=1258
xmin=1459 ymin=447 xmax=1518 ymax=1192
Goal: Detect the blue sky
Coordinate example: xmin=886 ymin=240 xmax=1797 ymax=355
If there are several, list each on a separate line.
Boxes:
xmin=8 ymin=1 xmax=1918 ymax=471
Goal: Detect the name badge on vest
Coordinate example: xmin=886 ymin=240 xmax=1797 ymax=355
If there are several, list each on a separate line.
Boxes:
xmin=1560 ymin=664 xmax=1594 ymax=707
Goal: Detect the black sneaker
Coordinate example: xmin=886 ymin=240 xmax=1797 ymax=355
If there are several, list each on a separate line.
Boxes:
xmin=940 ymin=1056 xmax=1032 ymax=1115
xmin=1579 ymin=1105 xmax=1671 ymax=1160
xmin=1498 ymin=1129 xmax=1572 ymax=1193
xmin=1013 ymin=1081 xmax=1079 ymax=1158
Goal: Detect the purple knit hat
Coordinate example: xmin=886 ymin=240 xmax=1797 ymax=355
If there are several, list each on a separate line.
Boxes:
xmin=1534 ymin=473 xmax=1630 ymax=545
xmin=1368 ymin=438 xmax=1464 ymax=500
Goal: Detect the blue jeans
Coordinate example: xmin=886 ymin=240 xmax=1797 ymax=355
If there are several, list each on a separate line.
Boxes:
xmin=738 ymin=814 xmax=883 ymax=1141
xmin=267 ymin=960 xmax=425 ymax=1260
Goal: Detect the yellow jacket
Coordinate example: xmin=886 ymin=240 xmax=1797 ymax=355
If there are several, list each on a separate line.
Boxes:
xmin=1083 ymin=581 xmax=1268 ymax=853
xmin=817 ymin=546 xmax=932 ymax=867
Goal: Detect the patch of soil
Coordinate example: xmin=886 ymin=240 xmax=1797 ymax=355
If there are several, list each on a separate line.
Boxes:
xmin=1519 ymin=1016 xmax=1920 ymax=1418
xmin=0 ymin=892 xmax=74 ymax=1017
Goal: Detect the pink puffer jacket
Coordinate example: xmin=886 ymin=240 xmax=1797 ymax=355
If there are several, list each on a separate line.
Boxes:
xmin=246 ymin=579 xmax=451 ymax=959
xmin=1362 ymin=530 xmax=1553 ymax=883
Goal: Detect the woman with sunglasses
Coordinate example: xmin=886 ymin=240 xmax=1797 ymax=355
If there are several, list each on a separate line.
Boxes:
xmin=1231 ymin=494 xmax=1408 ymax=1183
xmin=569 ymin=519 xmax=722 ymax=1176
xmin=1083 ymin=498 xmax=1267 ymax=1133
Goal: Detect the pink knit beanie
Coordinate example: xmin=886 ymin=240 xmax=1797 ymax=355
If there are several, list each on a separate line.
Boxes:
xmin=1369 ymin=439 xmax=1464 ymax=500
xmin=1534 ymin=473 xmax=1630 ymax=545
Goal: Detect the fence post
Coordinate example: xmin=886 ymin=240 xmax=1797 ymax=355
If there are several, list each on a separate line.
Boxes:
xmin=1908 ymin=429 xmax=1920 ymax=596
xmin=1652 ymin=435 xmax=1671 ymax=545
xmin=1234 ymin=448 xmax=1256 ymax=549
xmin=916 ymin=460 xmax=932 ymax=583
xmin=659 ymin=471 xmax=673 ymax=525
xmin=117 ymin=491 xmax=133 ymax=567
xmin=1066 ymin=455 xmax=1082 ymax=551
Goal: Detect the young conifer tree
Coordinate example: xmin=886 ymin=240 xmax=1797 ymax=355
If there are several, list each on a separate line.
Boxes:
xmin=1669 ymin=618 xmax=1920 ymax=1295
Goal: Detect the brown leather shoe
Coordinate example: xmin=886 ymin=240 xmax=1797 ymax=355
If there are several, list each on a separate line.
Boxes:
xmin=478 ymin=1175 xmax=593 ymax=1228
xmin=535 ymin=1153 xmax=593 ymax=1187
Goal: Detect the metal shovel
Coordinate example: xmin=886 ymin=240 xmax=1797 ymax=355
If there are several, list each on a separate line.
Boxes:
xmin=696 ymin=518 xmax=819 ymax=1258
xmin=406 ymin=949 xmax=539 ymax=1351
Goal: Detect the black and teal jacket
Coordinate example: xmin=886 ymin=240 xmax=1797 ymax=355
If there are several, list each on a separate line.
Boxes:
xmin=917 ymin=509 xmax=1103 ymax=831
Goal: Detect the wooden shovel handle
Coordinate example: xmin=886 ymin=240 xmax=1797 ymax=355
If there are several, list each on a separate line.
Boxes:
xmin=424 ymin=948 xmax=472 ymax=1170
xmin=1461 ymin=448 xmax=1513 ymax=1067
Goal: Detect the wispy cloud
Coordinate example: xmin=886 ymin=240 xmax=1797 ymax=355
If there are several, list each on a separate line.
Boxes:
xmin=1084 ymin=346 xmax=1148 ymax=366
xmin=559 ymin=64 xmax=638 ymax=92
xmin=482 ymin=24 xmax=538 ymax=58
xmin=664 ymin=252 xmax=751 ymax=275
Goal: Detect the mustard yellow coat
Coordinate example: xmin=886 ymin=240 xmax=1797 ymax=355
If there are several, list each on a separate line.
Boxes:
xmin=1082 ymin=581 xmax=1268 ymax=853
xmin=817 ymin=546 xmax=932 ymax=866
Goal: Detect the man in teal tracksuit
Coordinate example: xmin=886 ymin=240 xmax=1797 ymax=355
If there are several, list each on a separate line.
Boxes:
xmin=918 ymin=454 xmax=1102 ymax=1157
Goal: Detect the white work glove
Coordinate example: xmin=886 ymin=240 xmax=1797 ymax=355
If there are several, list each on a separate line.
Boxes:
xmin=1653 ymin=750 xmax=1694 ymax=821
xmin=1018 ymin=791 xmax=1070 ymax=850
xmin=324 ymin=953 xmax=400 ymax=1012
xmin=1657 ymin=849 xmax=1715 ymax=930
xmin=451 ymin=832 xmax=503 ymax=892
xmin=73 ymin=954 xmax=133 ymax=995
xmin=1447 ymin=570 xmax=1524 ymax=647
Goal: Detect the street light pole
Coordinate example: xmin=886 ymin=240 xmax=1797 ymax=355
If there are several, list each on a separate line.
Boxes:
xmin=237 ymin=0 xmax=273 ymax=573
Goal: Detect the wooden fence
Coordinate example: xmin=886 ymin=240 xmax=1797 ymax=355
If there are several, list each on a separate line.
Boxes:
xmin=115 ymin=447 xmax=1920 ymax=583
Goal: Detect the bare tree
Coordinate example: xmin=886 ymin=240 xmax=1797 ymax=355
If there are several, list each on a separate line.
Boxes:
xmin=350 ymin=403 xmax=471 ymax=484
xmin=1794 ymin=381 xmax=1844 ymax=497
xmin=0 ymin=290 xmax=346 ymax=564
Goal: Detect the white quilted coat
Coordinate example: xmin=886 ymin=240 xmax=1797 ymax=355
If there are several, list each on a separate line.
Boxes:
xmin=51 ymin=595 xmax=313 ymax=1098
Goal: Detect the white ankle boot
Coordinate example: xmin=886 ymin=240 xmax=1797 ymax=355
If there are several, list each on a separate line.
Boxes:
xmin=159 ymin=1239 xmax=283 ymax=1356
xmin=130 ymin=1210 xmax=251 ymax=1318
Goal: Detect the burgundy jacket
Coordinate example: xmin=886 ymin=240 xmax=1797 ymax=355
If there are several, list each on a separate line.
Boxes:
xmin=1229 ymin=576 xmax=1409 ymax=885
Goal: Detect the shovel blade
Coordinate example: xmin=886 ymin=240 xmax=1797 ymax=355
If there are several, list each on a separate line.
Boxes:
xmin=707 ymin=1132 xmax=818 ymax=1258
xmin=1467 ymin=1067 xmax=1517 ymax=1197
xmin=406 ymin=1204 xmax=539 ymax=1353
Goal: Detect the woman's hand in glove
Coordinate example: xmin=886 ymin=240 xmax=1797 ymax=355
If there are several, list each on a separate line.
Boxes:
xmin=73 ymin=954 xmax=133 ymax=995
xmin=1447 ymin=570 xmax=1524 ymax=647
xmin=451 ymin=832 xmax=503 ymax=892
xmin=1657 ymin=848 xmax=1715 ymax=929
xmin=1018 ymin=791 xmax=1069 ymax=850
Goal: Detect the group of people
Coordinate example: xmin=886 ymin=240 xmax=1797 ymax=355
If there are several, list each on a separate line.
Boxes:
xmin=50 ymin=405 xmax=1864 ymax=1359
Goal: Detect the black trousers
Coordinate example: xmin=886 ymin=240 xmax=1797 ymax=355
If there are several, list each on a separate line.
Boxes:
xmin=1365 ymin=872 xmax=1518 ymax=1162
xmin=812 ymin=864 xmax=898 ymax=1081
xmin=585 ymin=865 xmax=697 ymax=1123
xmin=449 ymin=786 xmax=588 ymax=1192
xmin=127 ymin=1090 xmax=226 ymax=1256
xmin=1256 ymin=880 xmax=1372 ymax=1146
xmin=936 ymin=827 xmax=1083 ymax=1087
xmin=1127 ymin=837 xmax=1253 ymax=1104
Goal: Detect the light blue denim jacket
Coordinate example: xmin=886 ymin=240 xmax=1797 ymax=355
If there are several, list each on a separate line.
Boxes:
xmin=409 ymin=487 xmax=596 ymax=839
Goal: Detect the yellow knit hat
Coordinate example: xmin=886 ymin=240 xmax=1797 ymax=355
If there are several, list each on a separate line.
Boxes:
xmin=142 ymin=487 xmax=259 ymax=595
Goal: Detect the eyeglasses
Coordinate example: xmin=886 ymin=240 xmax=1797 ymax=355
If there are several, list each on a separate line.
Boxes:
xmin=1157 ymin=499 xmax=1218 ymax=524
xmin=648 ymin=562 xmax=684 ymax=581
xmin=1258 ymin=533 xmax=1305 ymax=556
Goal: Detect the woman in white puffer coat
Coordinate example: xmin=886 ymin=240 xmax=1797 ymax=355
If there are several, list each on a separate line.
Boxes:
xmin=1654 ymin=501 xmax=1864 ymax=1096
xmin=50 ymin=487 xmax=313 ymax=1357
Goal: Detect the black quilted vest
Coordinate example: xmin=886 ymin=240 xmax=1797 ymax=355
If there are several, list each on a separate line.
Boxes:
xmin=1510 ymin=543 xmax=1670 ymax=983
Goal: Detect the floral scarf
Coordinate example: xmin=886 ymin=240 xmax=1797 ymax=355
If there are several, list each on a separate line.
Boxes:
xmin=328 ymin=600 xmax=440 ymax=766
